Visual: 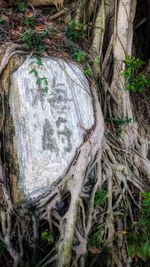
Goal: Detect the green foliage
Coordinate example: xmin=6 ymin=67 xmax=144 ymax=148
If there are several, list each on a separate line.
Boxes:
xmin=33 ymin=56 xmax=43 ymax=66
xmin=22 ymin=29 xmax=48 ymax=51
xmin=94 ymin=57 xmax=100 ymax=66
xmin=121 ymin=56 xmax=150 ymax=92
xmin=88 ymin=226 xmax=112 ymax=259
xmin=84 ymin=67 xmax=93 ymax=77
xmin=94 ymin=190 xmax=108 ymax=208
xmin=17 ymin=1 xmax=27 ymax=12
xmin=29 ymin=68 xmax=38 ymax=76
xmin=29 ymin=57 xmax=49 ymax=93
xmin=24 ymin=15 xmax=35 ymax=27
xmin=66 ymin=20 xmax=86 ymax=41
xmin=73 ymin=49 xmax=87 ymax=63
xmin=140 ymin=192 xmax=150 ymax=226
xmin=36 ymin=77 xmax=49 ymax=92
xmin=0 ymin=16 xmax=4 ymax=24
xmin=112 ymin=117 xmax=132 ymax=127
xmin=89 ymin=228 xmax=104 ymax=249
xmin=41 ymin=231 xmax=54 ymax=243
xmin=106 ymin=116 xmax=132 ymax=137
xmin=127 ymin=192 xmax=150 ymax=261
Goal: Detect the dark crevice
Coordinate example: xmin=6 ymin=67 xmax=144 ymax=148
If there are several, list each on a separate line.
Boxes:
xmin=134 ymin=0 xmax=150 ymax=60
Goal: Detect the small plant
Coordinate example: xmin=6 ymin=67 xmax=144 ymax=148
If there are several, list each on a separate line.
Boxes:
xmin=29 ymin=56 xmax=43 ymax=69
xmin=94 ymin=57 xmax=100 ymax=66
xmin=73 ymin=49 xmax=87 ymax=63
xmin=17 ymin=1 xmax=27 ymax=12
xmin=115 ymin=117 xmax=132 ymax=136
xmin=140 ymin=192 xmax=150 ymax=227
xmin=94 ymin=190 xmax=108 ymax=208
xmin=127 ymin=192 xmax=150 ymax=261
xmin=41 ymin=231 xmax=54 ymax=243
xmin=24 ymin=15 xmax=36 ymax=27
xmin=84 ymin=67 xmax=93 ymax=77
xmin=29 ymin=57 xmax=49 ymax=93
xmin=112 ymin=117 xmax=132 ymax=127
xmin=36 ymin=77 xmax=49 ymax=93
xmin=106 ymin=117 xmax=132 ymax=137
xmin=88 ymin=227 xmax=111 ymax=257
xmin=89 ymin=228 xmax=104 ymax=250
xmin=66 ymin=20 xmax=86 ymax=41
xmin=122 ymin=56 xmax=150 ymax=92
xmin=22 ymin=29 xmax=48 ymax=51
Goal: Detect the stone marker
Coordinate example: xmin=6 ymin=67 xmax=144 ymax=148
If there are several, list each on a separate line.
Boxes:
xmin=8 ymin=57 xmax=94 ymax=203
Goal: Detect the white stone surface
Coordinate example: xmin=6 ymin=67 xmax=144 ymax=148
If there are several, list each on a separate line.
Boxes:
xmin=9 ymin=57 xmax=94 ymax=201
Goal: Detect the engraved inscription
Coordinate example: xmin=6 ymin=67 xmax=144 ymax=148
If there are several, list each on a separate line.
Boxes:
xmin=48 ymin=89 xmax=73 ymax=115
xmin=9 ymin=57 xmax=94 ymax=201
xmin=57 ymin=117 xmax=72 ymax=153
xmin=42 ymin=119 xmax=58 ymax=153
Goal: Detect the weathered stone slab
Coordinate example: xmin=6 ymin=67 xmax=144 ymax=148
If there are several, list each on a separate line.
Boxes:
xmin=9 ymin=57 xmax=94 ymax=203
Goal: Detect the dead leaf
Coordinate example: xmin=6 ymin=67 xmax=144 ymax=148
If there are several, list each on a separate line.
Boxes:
xmin=35 ymin=25 xmax=47 ymax=32
xmin=1 ymin=14 xmax=9 ymax=22
xmin=43 ymin=38 xmax=54 ymax=45
xmin=9 ymin=29 xmax=22 ymax=39
xmin=55 ymin=32 xmax=64 ymax=40
xmin=88 ymin=247 xmax=102 ymax=254
xmin=0 ymin=0 xmax=7 ymax=7
xmin=26 ymin=12 xmax=34 ymax=18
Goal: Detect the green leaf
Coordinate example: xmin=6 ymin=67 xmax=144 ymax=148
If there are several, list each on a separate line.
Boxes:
xmin=140 ymin=242 xmax=150 ymax=258
xmin=0 ymin=16 xmax=4 ymax=24
xmin=73 ymin=49 xmax=87 ymax=63
xmin=24 ymin=15 xmax=35 ymax=27
xmin=122 ymin=56 xmax=149 ymax=93
xmin=36 ymin=78 xmax=42 ymax=85
xmin=17 ymin=2 xmax=26 ymax=12
xmin=41 ymin=231 xmax=54 ymax=243
xmin=66 ymin=20 xmax=87 ymax=41
xmin=94 ymin=190 xmax=108 ymax=208
xmin=44 ymin=87 xmax=49 ymax=93
xmin=89 ymin=228 xmax=103 ymax=248
xmin=29 ymin=69 xmax=38 ymax=76
xmin=36 ymin=77 xmax=48 ymax=85
xmin=84 ymin=67 xmax=93 ymax=77
xmin=44 ymin=79 xmax=48 ymax=86
xmin=36 ymin=57 xmax=43 ymax=66
xmin=127 ymin=245 xmax=136 ymax=257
